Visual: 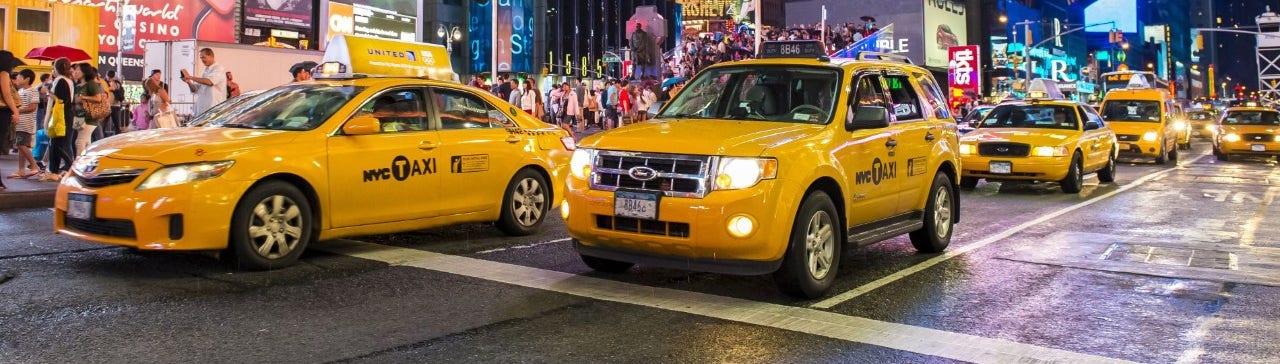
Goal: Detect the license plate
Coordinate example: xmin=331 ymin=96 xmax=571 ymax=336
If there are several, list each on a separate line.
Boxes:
xmin=1253 ymin=144 xmax=1267 ymax=152
xmin=990 ymin=161 xmax=1012 ymax=174
xmin=1192 ymin=130 xmax=1202 ymax=136
xmin=614 ymin=190 xmax=659 ymax=220
xmin=66 ymin=193 xmax=95 ymax=220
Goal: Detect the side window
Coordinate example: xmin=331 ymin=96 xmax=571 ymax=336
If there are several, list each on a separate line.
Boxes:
xmin=914 ymin=73 xmax=951 ymax=120
xmin=432 ymin=89 xmax=514 ymax=130
xmin=849 ymin=74 xmax=890 ymax=112
xmin=883 ymin=75 xmax=923 ymax=121
xmin=1080 ymin=106 xmax=1106 ymax=127
xmin=353 ymin=89 xmax=427 ymax=133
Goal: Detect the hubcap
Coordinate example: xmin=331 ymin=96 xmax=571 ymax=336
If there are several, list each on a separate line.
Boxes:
xmin=248 ymin=195 xmax=303 ymax=260
xmin=512 ymin=177 xmax=545 ymax=227
xmin=933 ymin=186 xmax=951 ymax=239
xmin=805 ymin=210 xmax=836 ymax=280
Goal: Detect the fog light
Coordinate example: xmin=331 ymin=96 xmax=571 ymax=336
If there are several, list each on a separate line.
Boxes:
xmin=560 ymin=202 xmax=570 ymax=219
xmin=727 ymin=215 xmax=756 ymax=238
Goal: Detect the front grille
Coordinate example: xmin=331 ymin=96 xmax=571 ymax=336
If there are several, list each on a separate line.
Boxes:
xmin=977 ymin=142 xmax=1030 ymax=157
xmin=1243 ymin=133 xmax=1275 ymax=142
xmin=1116 ymin=134 xmax=1139 ymax=142
xmin=65 ymin=216 xmax=137 ymax=238
xmin=591 ymin=151 xmax=713 ymax=198
xmin=596 ymin=215 xmax=690 ymax=238
xmin=76 ymin=169 xmax=145 ymax=188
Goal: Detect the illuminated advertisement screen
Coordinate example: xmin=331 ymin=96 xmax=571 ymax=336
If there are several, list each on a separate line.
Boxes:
xmin=69 ymin=0 xmax=237 ymax=80
xmin=1084 ymin=0 xmax=1137 ymax=33
xmin=244 ymin=0 xmax=313 ymax=29
xmin=469 ymin=0 xmax=533 ymax=74
xmin=923 ymin=0 xmax=967 ymax=69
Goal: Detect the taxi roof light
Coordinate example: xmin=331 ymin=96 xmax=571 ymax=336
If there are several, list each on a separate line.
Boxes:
xmin=759 ymin=40 xmax=830 ymax=61
xmin=317 ymin=35 xmax=459 ymax=83
xmin=1026 ymin=78 xmax=1065 ymax=100
xmin=1125 ymin=74 xmax=1153 ymax=89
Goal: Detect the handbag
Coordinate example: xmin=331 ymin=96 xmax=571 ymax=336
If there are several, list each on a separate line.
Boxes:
xmin=85 ymin=82 xmax=112 ymax=121
xmin=47 ymin=98 xmax=67 ymax=138
xmin=154 ymin=109 xmax=178 ymax=128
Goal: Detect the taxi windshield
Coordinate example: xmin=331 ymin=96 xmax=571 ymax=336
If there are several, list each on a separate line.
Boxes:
xmin=979 ymin=104 xmax=1079 ymax=130
xmin=1101 ymin=100 xmax=1161 ymax=122
xmin=1188 ymin=111 xmax=1214 ymax=121
xmin=658 ymin=66 xmax=841 ymax=124
xmin=1222 ymin=111 xmax=1280 ymax=126
xmin=189 ymin=90 xmax=264 ymax=127
xmin=218 ymin=84 xmax=363 ymax=131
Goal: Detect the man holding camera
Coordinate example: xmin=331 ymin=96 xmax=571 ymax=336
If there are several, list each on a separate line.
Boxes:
xmin=181 ymin=48 xmax=227 ymax=116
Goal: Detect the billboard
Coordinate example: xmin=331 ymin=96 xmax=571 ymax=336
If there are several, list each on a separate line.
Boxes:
xmin=948 ymin=46 xmax=980 ymax=96
xmin=323 ymin=1 xmax=416 ymax=48
xmin=923 ymin=0 xmax=967 ymax=69
xmin=785 ymin=0 xmax=923 ymax=67
xmin=60 ymin=0 xmax=237 ymax=80
xmin=468 ymin=0 xmax=534 ymax=74
xmin=244 ymin=0 xmax=313 ymax=29
xmin=1084 ymin=0 xmax=1137 ymax=33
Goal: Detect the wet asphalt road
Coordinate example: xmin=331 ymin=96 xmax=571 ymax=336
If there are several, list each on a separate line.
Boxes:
xmin=2 ymin=144 xmax=1278 ymax=363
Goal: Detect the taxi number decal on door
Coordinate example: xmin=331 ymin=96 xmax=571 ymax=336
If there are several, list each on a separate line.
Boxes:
xmin=363 ymin=156 xmax=437 ymax=182
xmin=451 ymin=154 xmax=490 ymax=173
xmin=906 ymin=157 xmax=928 ymax=177
xmin=855 ymin=157 xmax=897 ymax=185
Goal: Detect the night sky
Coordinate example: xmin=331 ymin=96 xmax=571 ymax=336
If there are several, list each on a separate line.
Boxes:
xmin=1214 ymin=0 xmax=1280 ymax=94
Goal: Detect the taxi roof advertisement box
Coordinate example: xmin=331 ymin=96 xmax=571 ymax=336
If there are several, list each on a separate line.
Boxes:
xmin=784 ymin=0 xmax=924 ymax=65
xmin=924 ymin=0 xmax=968 ymax=69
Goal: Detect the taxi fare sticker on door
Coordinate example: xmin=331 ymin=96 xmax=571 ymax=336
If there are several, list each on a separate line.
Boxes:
xmin=907 ymin=157 xmax=928 ymax=177
xmin=451 ymin=154 xmax=490 ymax=173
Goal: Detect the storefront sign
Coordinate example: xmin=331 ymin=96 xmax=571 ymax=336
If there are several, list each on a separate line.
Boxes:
xmin=948 ymin=45 xmax=980 ymax=95
xmin=60 ymin=0 xmax=236 ymax=79
xmin=244 ymin=0 xmax=313 ymax=29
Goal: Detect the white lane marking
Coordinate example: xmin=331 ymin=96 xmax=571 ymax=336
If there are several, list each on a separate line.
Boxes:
xmin=475 ymin=238 xmax=571 ymax=254
xmin=1174 ymin=312 xmax=1223 ymax=364
xmin=316 ymin=239 xmax=1134 ymax=364
xmin=812 ymin=155 xmax=1207 ymax=309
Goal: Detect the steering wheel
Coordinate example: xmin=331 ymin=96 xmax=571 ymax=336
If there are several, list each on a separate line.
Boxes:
xmin=787 ymin=104 xmax=828 ymax=122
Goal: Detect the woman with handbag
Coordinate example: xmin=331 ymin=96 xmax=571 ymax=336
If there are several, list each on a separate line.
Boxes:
xmin=39 ymin=58 xmax=75 ymax=182
xmin=72 ymin=63 xmax=108 ymax=155
xmin=144 ymin=69 xmax=176 ymax=128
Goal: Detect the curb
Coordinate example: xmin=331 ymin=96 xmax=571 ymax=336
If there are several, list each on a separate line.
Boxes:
xmin=0 ymin=190 xmax=55 ymax=210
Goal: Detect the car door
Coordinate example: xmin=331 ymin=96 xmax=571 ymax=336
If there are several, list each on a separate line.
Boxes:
xmin=837 ymin=72 xmax=902 ymax=226
xmin=1085 ymin=105 xmax=1116 ymax=169
xmin=326 ymin=87 xmax=441 ymax=227
xmin=890 ymin=72 xmax=947 ymax=212
xmin=427 ymin=87 xmax=527 ymax=216
xmin=1076 ymin=105 xmax=1104 ymax=171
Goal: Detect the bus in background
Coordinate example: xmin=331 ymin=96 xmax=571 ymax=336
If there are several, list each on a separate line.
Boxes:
xmin=1100 ymin=71 xmax=1169 ymax=95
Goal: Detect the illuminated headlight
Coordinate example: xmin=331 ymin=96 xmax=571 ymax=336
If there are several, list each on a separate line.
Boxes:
xmin=1205 ymin=124 xmax=1216 ymax=132
xmin=1032 ymin=146 xmax=1069 ymax=157
xmin=1173 ymin=121 xmax=1188 ymax=131
xmin=570 ymin=149 xmax=596 ymax=179
xmin=714 ymin=157 xmax=778 ymax=190
xmin=959 ymin=144 xmax=975 ymax=155
xmin=1142 ymin=131 xmax=1159 ymax=141
xmin=137 ymin=161 xmax=235 ymax=190
xmin=560 ymin=202 xmax=570 ymax=219
xmin=1223 ymin=133 xmax=1241 ymax=143
xmin=727 ymin=214 xmax=757 ymax=238
xmin=1274 ymin=135 xmax=1280 ymax=142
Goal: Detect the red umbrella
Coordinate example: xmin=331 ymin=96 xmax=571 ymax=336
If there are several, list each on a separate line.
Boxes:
xmin=25 ymin=45 xmax=91 ymax=62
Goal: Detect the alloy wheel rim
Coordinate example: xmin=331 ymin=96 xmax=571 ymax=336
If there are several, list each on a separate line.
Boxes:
xmin=248 ymin=195 xmax=303 ymax=260
xmin=512 ymin=177 xmax=545 ymax=227
xmin=806 ymin=210 xmax=835 ymax=280
xmin=934 ymin=186 xmax=951 ymax=238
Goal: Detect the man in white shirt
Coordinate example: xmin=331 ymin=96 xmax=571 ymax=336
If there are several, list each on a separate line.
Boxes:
xmin=182 ymin=48 xmax=227 ymax=116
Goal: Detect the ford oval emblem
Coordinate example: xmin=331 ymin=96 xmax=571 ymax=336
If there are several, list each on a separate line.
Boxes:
xmin=996 ymin=147 xmax=1010 ymax=153
xmin=628 ymin=166 xmax=659 ymax=181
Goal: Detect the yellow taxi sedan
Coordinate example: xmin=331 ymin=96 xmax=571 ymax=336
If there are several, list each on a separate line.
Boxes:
xmin=54 ymin=36 xmax=573 ymax=269
xmin=1213 ymin=106 xmax=1280 ymax=162
xmin=959 ymin=91 xmax=1118 ymax=193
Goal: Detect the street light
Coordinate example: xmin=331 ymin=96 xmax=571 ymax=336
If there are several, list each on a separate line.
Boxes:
xmin=1147 ymin=62 xmax=1154 ymax=69
xmin=999 ymin=15 xmax=1008 ymax=24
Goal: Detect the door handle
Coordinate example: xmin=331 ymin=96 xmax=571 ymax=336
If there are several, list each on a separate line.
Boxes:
xmin=925 ymin=132 xmax=936 ymax=141
xmin=885 ymin=139 xmax=898 ymax=148
xmin=505 ymin=135 xmax=522 ymax=143
xmin=417 ymin=141 xmax=438 ymax=150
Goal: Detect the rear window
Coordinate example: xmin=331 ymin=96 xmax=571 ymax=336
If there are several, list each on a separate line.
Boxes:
xmin=979 ymin=104 xmax=1079 ymax=130
xmin=1222 ymin=111 xmax=1280 ymax=126
xmin=1101 ymin=100 xmax=1161 ymax=122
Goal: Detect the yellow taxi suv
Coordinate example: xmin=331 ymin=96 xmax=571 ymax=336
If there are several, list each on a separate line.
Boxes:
xmin=55 ymin=35 xmax=573 ymax=269
xmin=1099 ymin=75 xmax=1180 ymax=164
xmin=958 ymin=79 xmax=1118 ymax=193
xmin=1213 ymin=106 xmax=1280 ymax=162
xmin=564 ymin=41 xmax=962 ymax=298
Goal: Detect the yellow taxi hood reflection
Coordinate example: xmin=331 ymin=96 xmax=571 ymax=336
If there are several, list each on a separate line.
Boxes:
xmin=962 ymin=128 xmax=1075 ymax=144
xmin=1219 ymin=125 xmax=1279 ymax=135
xmin=88 ymin=127 xmax=298 ymax=164
xmin=1105 ymin=121 xmax=1160 ymax=135
xmin=578 ymin=119 xmax=821 ymax=156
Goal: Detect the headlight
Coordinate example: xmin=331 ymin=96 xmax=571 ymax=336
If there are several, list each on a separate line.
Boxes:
xmin=570 ymin=149 xmax=596 ymax=180
xmin=714 ymin=157 xmax=778 ymax=190
xmin=1223 ymin=133 xmax=1241 ymax=143
xmin=136 ymin=161 xmax=235 ymax=190
xmin=1143 ymin=131 xmax=1159 ymax=141
xmin=959 ymin=144 xmax=975 ymax=155
xmin=1173 ymin=121 xmax=1188 ymax=131
xmin=1274 ymin=135 xmax=1280 ymax=142
xmin=1032 ymin=146 xmax=1068 ymax=157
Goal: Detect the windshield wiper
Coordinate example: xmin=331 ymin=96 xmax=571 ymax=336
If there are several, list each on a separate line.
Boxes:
xmin=220 ymin=124 xmax=262 ymax=129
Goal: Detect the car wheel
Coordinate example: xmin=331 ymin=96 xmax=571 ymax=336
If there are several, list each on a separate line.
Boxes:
xmin=496 ymin=168 xmax=550 ymax=236
xmin=1097 ymin=149 xmax=1117 ymax=183
xmin=1215 ymin=148 xmax=1229 ymax=161
xmin=228 ymin=181 xmax=313 ymax=270
xmin=959 ymin=177 xmax=979 ymax=190
xmin=774 ymin=191 xmax=841 ymax=299
xmin=1060 ymin=153 xmax=1084 ymax=193
xmin=1179 ymin=141 xmax=1192 ymax=150
xmin=1169 ymin=143 xmax=1179 ymax=162
xmin=1155 ymin=140 xmax=1168 ymax=165
xmin=909 ymin=173 xmax=955 ymax=253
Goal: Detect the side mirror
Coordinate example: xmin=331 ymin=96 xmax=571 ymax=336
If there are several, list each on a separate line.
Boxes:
xmin=847 ymin=106 xmax=891 ymax=130
xmin=343 ymin=116 xmax=381 ymax=135
xmin=1084 ymin=120 xmax=1101 ymax=131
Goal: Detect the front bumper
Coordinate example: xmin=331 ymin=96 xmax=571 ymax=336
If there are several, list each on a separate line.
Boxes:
xmin=563 ymin=177 xmax=792 ymax=275
xmin=54 ymin=173 xmax=253 ymax=251
xmin=960 ymin=155 xmax=1072 ymax=181
xmin=1218 ymin=140 xmax=1280 ymax=156
xmin=1117 ymin=139 xmax=1163 ymax=158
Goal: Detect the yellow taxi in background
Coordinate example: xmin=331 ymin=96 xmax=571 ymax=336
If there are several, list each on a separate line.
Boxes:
xmin=1213 ymin=106 xmax=1280 ymax=162
xmin=54 ymin=35 xmax=573 ymax=269
xmin=1099 ymin=75 xmax=1180 ymax=164
xmin=959 ymin=79 xmax=1117 ymax=193
xmin=1187 ymin=108 xmax=1219 ymax=139
xmin=564 ymin=42 xmax=962 ymax=298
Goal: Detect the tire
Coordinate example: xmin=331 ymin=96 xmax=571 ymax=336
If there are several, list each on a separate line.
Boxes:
xmin=496 ymin=168 xmax=550 ymax=236
xmin=1097 ymin=149 xmax=1117 ymax=183
xmin=1060 ymin=153 xmax=1084 ymax=194
xmin=579 ymin=249 xmax=634 ymax=273
xmin=228 ymin=181 xmax=313 ymax=270
xmin=1154 ymin=140 xmax=1168 ymax=165
xmin=1168 ymin=144 xmax=1179 ymax=162
xmin=774 ymin=191 xmax=842 ymax=299
xmin=959 ymin=177 xmax=979 ymax=190
xmin=909 ymin=173 xmax=955 ymax=253
xmin=1179 ymin=141 xmax=1192 ymax=151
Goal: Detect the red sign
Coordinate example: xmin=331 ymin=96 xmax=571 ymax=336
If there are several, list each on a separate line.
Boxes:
xmin=947 ymin=45 xmax=981 ymax=97
xmin=60 ymin=0 xmax=237 ymax=79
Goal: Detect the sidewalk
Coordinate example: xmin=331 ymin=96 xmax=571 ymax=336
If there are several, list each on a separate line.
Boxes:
xmin=0 ymin=154 xmax=57 ymax=210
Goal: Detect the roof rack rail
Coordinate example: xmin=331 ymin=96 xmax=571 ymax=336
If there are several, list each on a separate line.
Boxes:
xmin=856 ymin=51 xmax=913 ymax=64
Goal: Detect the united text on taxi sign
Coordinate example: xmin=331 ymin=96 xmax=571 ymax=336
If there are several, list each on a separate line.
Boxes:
xmin=319 ymin=35 xmax=458 ymax=82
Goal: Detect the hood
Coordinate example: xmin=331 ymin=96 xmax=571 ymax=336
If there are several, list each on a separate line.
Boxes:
xmin=1219 ymin=125 xmax=1279 ymax=135
xmin=962 ymin=128 xmax=1077 ymax=145
xmin=577 ymin=119 xmax=823 ymax=156
xmin=1105 ymin=121 xmax=1162 ymax=135
xmin=87 ymin=127 xmax=300 ymax=164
